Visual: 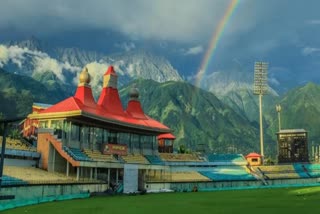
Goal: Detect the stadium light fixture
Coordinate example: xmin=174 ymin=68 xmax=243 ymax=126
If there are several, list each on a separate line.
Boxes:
xmin=253 ymin=62 xmax=269 ymax=161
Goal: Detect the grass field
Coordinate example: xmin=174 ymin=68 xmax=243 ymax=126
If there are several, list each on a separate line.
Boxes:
xmin=3 ymin=187 xmax=320 ymax=214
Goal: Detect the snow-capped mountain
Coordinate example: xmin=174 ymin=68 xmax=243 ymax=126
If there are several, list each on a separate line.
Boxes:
xmin=200 ymin=70 xmax=279 ymax=123
xmin=0 ymin=38 xmax=183 ymax=93
xmin=103 ymin=50 xmax=182 ymax=83
xmin=202 ymin=70 xmax=278 ymax=97
xmin=54 ymin=47 xmax=103 ymax=67
xmin=6 ymin=36 xmax=45 ymax=52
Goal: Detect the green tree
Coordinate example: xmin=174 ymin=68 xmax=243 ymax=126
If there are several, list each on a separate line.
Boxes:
xmin=9 ymin=128 xmax=20 ymax=139
xmin=178 ymin=144 xmax=186 ymax=154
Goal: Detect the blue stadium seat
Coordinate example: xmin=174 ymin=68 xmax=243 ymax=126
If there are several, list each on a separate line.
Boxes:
xmin=303 ymin=164 xmax=320 ymax=171
xmin=206 ymin=154 xmax=247 ymax=164
xmin=199 ymin=166 xmax=256 ymax=181
xmin=299 ymin=164 xmax=320 ymax=178
xmin=293 ymin=164 xmax=311 ymax=178
xmin=63 ymin=146 xmax=92 ymax=161
xmin=144 ymin=155 xmax=164 ymax=165
xmin=1 ymin=175 xmax=28 ymax=186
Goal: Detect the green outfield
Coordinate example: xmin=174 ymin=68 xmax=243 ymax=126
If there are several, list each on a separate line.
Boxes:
xmin=3 ymin=187 xmax=320 ymax=214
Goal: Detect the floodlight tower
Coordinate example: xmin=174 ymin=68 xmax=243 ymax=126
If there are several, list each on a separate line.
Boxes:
xmin=253 ymin=62 xmax=268 ymax=159
xmin=276 ymin=104 xmax=282 ymax=131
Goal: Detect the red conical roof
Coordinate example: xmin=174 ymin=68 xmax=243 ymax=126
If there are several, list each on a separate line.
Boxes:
xmin=126 ymin=100 xmax=147 ymax=119
xmin=98 ymin=87 xmax=125 ymax=116
xmin=74 ymin=85 xmax=96 ymax=108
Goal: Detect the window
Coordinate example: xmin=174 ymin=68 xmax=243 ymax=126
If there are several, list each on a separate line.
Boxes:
xmin=252 ymin=158 xmax=258 ymax=162
xmin=108 ymin=131 xmax=118 ymax=144
xmin=95 ymin=128 xmax=103 ymax=144
xmin=165 ymin=139 xmax=173 ymax=146
xmin=51 ymin=120 xmax=62 ymax=129
xmin=131 ymin=133 xmax=140 ymax=150
xmin=118 ymin=132 xmax=130 ymax=145
xmin=71 ymin=124 xmax=80 ymax=141
xmin=39 ymin=121 xmax=48 ymax=128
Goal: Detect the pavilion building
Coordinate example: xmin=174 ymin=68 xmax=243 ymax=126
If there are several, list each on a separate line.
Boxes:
xmin=22 ymin=66 xmax=175 ymax=185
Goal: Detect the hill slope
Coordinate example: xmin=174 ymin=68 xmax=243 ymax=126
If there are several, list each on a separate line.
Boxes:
xmin=266 ymin=82 xmax=320 ymax=144
xmin=0 ymin=68 xmax=71 ymax=118
xmin=120 ymin=79 xmax=266 ymax=154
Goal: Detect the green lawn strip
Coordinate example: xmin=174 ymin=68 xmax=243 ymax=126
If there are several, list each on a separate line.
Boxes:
xmin=3 ymin=187 xmax=320 ymax=214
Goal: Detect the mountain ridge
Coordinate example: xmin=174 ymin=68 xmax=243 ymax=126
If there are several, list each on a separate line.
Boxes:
xmin=119 ymin=79 xmax=265 ymax=154
xmin=0 ymin=38 xmax=183 ymax=90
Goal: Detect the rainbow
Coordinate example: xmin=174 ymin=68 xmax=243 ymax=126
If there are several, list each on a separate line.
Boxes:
xmin=194 ymin=0 xmax=239 ymax=87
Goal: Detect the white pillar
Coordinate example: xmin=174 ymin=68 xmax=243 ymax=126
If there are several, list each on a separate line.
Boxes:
xmin=66 ymin=161 xmax=69 ymax=177
xmin=278 ymin=111 xmax=281 ymax=131
xmin=259 ymin=94 xmax=264 ymax=159
xmin=52 ymin=147 xmax=56 ymax=172
xmin=76 ymin=167 xmax=80 ymax=181
xmin=90 ymin=168 xmax=93 ymax=180
xmin=67 ymin=121 xmax=72 ymax=146
xmin=107 ymin=168 xmax=111 ymax=187
xmin=116 ymin=168 xmax=119 ymax=184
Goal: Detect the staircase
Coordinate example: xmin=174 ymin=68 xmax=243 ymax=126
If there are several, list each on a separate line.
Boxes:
xmin=46 ymin=134 xmax=81 ymax=167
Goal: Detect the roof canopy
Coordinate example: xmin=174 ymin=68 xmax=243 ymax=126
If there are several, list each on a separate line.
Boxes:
xmin=277 ymin=129 xmax=307 ymax=134
xmin=157 ymin=133 xmax=176 ymax=140
xmin=29 ymin=66 xmax=171 ymax=134
xmin=245 ymin=152 xmax=262 ymax=158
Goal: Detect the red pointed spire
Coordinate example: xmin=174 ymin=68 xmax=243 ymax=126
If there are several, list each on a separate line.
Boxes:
xmin=105 ymin=65 xmax=117 ymax=76
xmin=98 ymin=66 xmax=124 ymax=115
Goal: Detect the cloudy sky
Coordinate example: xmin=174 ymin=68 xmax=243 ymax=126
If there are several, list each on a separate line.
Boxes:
xmin=1 ymin=0 xmax=320 ymax=88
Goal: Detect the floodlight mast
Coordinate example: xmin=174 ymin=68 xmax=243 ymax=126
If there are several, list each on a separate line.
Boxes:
xmin=253 ymin=62 xmax=268 ymax=161
xmin=276 ymin=104 xmax=282 ymax=131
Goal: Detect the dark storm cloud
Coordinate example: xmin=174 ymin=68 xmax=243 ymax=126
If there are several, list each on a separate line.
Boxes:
xmin=0 ymin=0 xmax=231 ymax=42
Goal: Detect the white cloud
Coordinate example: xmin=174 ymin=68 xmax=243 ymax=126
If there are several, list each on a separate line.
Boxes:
xmin=62 ymin=61 xmax=81 ymax=73
xmin=184 ymin=45 xmax=204 ymax=55
xmin=0 ymin=44 xmax=81 ymax=82
xmin=34 ymin=57 xmax=65 ymax=81
xmin=115 ymin=42 xmax=136 ymax=52
xmin=306 ymin=20 xmax=320 ymax=25
xmin=33 ymin=57 xmax=80 ymax=82
xmin=0 ymin=1 xmax=319 ymax=47
xmin=0 ymin=45 xmax=46 ymax=68
xmin=0 ymin=0 xmax=232 ymax=42
xmin=269 ymin=77 xmax=280 ymax=86
xmin=302 ymin=47 xmax=320 ymax=55
xmin=84 ymin=61 xmax=110 ymax=88
xmin=0 ymin=45 xmax=48 ymax=69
